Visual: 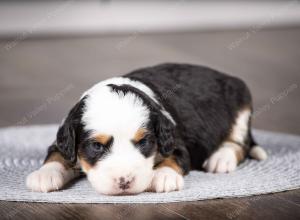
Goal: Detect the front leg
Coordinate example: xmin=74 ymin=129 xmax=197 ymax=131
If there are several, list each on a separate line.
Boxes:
xmin=151 ymin=147 xmax=190 ymax=193
xmin=26 ymin=145 xmax=80 ymax=192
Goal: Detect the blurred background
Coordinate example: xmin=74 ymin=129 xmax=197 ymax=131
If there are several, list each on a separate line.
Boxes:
xmin=0 ymin=0 xmax=299 ymax=135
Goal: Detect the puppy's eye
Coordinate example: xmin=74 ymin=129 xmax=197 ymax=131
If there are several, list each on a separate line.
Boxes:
xmin=136 ymin=137 xmax=147 ymax=146
xmin=92 ymin=142 xmax=104 ymax=152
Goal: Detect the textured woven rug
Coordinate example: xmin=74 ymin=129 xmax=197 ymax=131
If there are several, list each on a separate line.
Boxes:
xmin=0 ymin=125 xmax=299 ymax=203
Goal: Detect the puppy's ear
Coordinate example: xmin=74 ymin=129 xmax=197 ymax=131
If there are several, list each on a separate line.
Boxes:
xmin=155 ymin=114 xmax=176 ymax=157
xmin=56 ymin=119 xmax=77 ymax=164
xmin=56 ymin=96 xmax=87 ymax=164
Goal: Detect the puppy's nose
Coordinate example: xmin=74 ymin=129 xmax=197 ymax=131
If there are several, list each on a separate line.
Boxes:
xmin=118 ymin=177 xmax=133 ymax=190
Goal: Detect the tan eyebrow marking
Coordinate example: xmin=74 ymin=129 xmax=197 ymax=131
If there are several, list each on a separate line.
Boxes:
xmin=133 ymin=128 xmax=148 ymax=143
xmin=94 ymin=134 xmax=111 ymax=145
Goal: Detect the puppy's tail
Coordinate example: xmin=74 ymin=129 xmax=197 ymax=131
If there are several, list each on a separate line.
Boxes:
xmin=248 ymin=133 xmax=268 ymax=161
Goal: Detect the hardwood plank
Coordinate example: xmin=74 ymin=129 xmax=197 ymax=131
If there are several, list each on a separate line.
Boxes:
xmin=162 ymin=190 xmax=300 ymax=220
xmin=275 ymin=190 xmax=300 ymax=206
xmin=0 ymin=202 xmax=188 ymax=220
xmin=1 ymin=190 xmax=299 ymax=220
xmin=162 ymin=198 xmax=250 ymax=220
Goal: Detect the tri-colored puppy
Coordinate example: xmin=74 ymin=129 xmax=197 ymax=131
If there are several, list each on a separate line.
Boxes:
xmin=26 ymin=63 xmax=267 ymax=195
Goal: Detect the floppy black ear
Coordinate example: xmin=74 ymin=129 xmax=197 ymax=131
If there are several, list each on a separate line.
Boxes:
xmin=56 ymin=119 xmax=77 ymax=164
xmin=155 ymin=114 xmax=176 ymax=157
xmin=56 ymin=96 xmax=87 ymax=164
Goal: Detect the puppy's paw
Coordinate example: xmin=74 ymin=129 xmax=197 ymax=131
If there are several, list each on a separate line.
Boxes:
xmin=26 ymin=162 xmax=67 ymax=192
xmin=151 ymin=167 xmax=184 ymax=193
xmin=203 ymin=147 xmax=238 ymax=173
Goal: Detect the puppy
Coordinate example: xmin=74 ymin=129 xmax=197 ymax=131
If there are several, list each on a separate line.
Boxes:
xmin=26 ymin=63 xmax=267 ymax=195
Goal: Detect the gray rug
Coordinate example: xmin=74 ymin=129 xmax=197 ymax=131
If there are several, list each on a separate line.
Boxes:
xmin=0 ymin=125 xmax=299 ymax=203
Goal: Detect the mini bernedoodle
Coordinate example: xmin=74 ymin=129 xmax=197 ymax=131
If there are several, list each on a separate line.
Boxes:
xmin=26 ymin=63 xmax=267 ymax=195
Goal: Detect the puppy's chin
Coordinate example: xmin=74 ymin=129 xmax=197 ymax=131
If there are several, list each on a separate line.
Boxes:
xmin=86 ymin=167 xmax=154 ymax=196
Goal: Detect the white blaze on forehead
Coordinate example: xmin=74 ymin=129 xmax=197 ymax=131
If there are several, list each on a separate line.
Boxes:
xmin=82 ymin=85 xmax=149 ymax=136
xmin=82 ymin=77 xmax=175 ymax=125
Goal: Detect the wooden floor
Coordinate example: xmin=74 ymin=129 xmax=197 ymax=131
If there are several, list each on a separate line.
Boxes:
xmin=1 ymin=190 xmax=300 ymax=220
xmin=0 ymin=28 xmax=300 ymax=219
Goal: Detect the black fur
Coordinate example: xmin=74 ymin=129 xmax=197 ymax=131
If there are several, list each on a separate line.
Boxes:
xmin=108 ymin=83 xmax=191 ymax=174
xmin=127 ymin=63 xmax=254 ymax=170
xmin=79 ymin=137 xmax=114 ymax=166
xmin=48 ymin=95 xmax=115 ymax=166
xmin=108 ymin=83 xmax=175 ymax=157
xmin=54 ymin=95 xmax=88 ymax=164
xmin=45 ymin=63 xmax=255 ymax=176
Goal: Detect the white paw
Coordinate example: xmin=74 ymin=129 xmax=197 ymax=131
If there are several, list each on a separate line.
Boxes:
xmin=26 ymin=162 xmax=68 ymax=192
xmin=151 ymin=167 xmax=184 ymax=193
xmin=203 ymin=147 xmax=238 ymax=173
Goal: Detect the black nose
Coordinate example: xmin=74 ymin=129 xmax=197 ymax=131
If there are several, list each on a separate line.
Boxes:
xmin=119 ymin=177 xmax=132 ymax=190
